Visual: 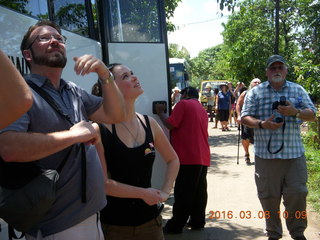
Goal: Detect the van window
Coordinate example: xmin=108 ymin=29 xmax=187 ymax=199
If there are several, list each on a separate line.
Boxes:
xmin=199 ymin=80 xmax=228 ymax=107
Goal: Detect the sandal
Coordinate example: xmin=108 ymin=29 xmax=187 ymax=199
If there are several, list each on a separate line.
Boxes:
xmin=245 ymin=154 xmax=251 ymax=165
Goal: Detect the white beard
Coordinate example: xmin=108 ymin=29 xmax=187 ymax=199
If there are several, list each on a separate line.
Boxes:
xmin=271 ymin=75 xmax=283 ymax=83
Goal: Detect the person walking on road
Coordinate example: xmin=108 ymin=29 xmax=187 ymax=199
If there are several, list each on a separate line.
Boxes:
xmin=156 ymin=87 xmax=210 ymax=234
xmin=205 ymin=84 xmax=215 ymax=122
xmin=236 ymin=78 xmax=261 ymax=164
xmin=241 ymin=55 xmax=316 ymax=240
xmin=216 ymin=83 xmax=231 ymax=131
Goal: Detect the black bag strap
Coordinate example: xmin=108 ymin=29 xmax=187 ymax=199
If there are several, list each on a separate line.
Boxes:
xmin=27 ymin=81 xmax=73 ymax=125
xmin=27 ymin=81 xmax=86 ymax=203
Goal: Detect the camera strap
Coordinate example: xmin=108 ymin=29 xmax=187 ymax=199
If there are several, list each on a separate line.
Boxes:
xmin=27 ymin=81 xmax=87 ymax=203
xmin=267 ymin=121 xmax=286 ymax=154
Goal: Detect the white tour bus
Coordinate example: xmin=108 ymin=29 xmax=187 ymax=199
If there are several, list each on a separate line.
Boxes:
xmin=0 ymin=1 xmax=172 ymax=239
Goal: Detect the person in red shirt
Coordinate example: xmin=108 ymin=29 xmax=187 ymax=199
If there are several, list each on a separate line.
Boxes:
xmin=156 ymin=86 xmax=211 ymax=234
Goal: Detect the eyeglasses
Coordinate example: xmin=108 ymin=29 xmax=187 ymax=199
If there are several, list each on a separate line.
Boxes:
xmin=27 ymin=34 xmax=67 ymax=49
xmin=269 ymin=66 xmax=285 ymax=71
xmin=253 ymin=81 xmax=261 ymax=84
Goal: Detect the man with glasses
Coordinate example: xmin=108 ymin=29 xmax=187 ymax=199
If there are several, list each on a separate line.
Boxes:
xmin=241 ymin=55 xmax=316 ymax=240
xmin=0 ymin=20 xmax=125 ymax=239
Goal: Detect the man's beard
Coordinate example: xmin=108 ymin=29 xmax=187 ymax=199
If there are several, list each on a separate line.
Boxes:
xmin=271 ymin=74 xmax=283 ymax=83
xmin=31 ymin=48 xmax=67 ymax=68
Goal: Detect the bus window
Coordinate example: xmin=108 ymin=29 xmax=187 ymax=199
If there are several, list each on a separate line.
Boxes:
xmin=1 ymin=0 xmax=48 ymax=18
xmin=199 ymin=80 xmax=228 ymax=107
xmin=52 ymin=0 xmax=96 ymax=38
xmin=169 ymin=58 xmax=189 ymax=90
xmin=108 ymin=0 xmax=161 ymax=42
xmin=1 ymin=0 xmax=96 ymax=39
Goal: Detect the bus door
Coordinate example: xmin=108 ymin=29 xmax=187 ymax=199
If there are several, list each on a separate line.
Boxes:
xmin=98 ymin=0 xmax=170 ymax=188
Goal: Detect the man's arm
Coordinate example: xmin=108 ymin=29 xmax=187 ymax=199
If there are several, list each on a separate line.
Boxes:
xmin=242 ymin=115 xmax=283 ymax=130
xmin=155 ymin=103 xmax=175 ymax=130
xmin=241 ymin=88 xmax=283 ymax=130
xmin=0 ymin=121 xmax=99 ymax=162
xmin=278 ymin=102 xmax=316 ymax=122
xmin=72 ymin=55 xmax=126 ymax=124
xmin=236 ymin=92 xmax=245 ymax=123
xmin=0 ymin=50 xmax=33 ymax=128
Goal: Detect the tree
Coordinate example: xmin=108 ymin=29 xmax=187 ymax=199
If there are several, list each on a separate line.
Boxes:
xmin=187 ymin=45 xmax=228 ymax=87
xmin=220 ymin=0 xmax=275 ymax=84
xmin=293 ymin=1 xmax=320 ymax=101
xmin=164 ymin=0 xmax=182 ymax=32
xmin=219 ymin=0 xmax=319 ymax=98
xmin=168 ymin=43 xmax=190 ymax=59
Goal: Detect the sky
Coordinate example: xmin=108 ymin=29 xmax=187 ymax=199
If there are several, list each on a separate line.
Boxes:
xmin=167 ymin=0 xmax=232 ymax=58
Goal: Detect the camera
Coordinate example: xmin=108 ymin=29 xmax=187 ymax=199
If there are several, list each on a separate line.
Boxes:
xmin=272 ymin=96 xmax=287 ymax=110
xmin=272 ymin=96 xmax=287 ymax=123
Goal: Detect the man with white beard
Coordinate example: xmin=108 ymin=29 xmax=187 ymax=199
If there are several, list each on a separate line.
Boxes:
xmin=241 ymin=55 xmax=316 ymax=240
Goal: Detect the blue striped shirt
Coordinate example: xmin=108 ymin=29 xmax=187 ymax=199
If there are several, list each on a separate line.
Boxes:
xmin=241 ymin=80 xmax=316 ymax=159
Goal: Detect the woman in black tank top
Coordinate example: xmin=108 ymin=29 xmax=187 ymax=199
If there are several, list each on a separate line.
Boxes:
xmin=92 ymin=64 xmax=179 ymax=240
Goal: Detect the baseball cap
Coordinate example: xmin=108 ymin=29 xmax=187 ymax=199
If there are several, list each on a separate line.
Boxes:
xmin=266 ymin=55 xmax=286 ymax=68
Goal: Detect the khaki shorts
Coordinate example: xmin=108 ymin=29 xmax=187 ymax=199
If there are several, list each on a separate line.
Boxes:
xmin=26 ymin=213 xmax=104 ymax=240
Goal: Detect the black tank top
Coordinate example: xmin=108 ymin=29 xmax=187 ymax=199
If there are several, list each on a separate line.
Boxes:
xmin=99 ymin=115 xmax=159 ymax=226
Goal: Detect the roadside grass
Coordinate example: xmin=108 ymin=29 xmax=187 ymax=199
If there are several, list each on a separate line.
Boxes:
xmin=305 ymin=145 xmax=320 ymax=212
xmin=303 ymin=122 xmax=320 ymax=213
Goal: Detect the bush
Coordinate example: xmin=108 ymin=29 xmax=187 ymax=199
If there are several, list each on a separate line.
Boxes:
xmin=303 ymin=124 xmax=320 ymax=149
xmin=305 ymin=144 xmax=320 ymax=212
xmin=303 ymin=112 xmax=320 ymax=212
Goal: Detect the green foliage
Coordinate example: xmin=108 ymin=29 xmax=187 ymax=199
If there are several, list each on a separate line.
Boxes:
xmin=164 ymin=0 xmax=182 ymax=32
xmin=215 ymin=0 xmax=320 ymax=89
xmin=303 ymin=116 xmax=320 ymax=211
xmin=304 ymin=144 xmax=320 ymax=211
xmin=220 ymin=0 xmax=275 ymax=84
xmin=168 ymin=43 xmax=190 ymax=59
xmin=294 ymin=57 xmax=320 ymax=102
xmin=217 ymin=0 xmax=238 ymax=12
xmin=303 ymin=125 xmax=320 ymax=150
xmin=188 ymin=45 xmax=228 ymax=87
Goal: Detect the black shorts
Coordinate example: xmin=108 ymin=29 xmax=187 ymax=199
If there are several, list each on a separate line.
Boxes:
xmin=218 ymin=109 xmax=229 ymax=122
xmin=241 ymin=125 xmax=254 ymax=143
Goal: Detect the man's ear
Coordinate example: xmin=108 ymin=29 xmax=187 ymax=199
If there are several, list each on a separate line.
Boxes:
xmin=22 ymin=49 xmax=32 ymax=62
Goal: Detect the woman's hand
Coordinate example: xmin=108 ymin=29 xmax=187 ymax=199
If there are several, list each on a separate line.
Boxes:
xmin=159 ymin=191 xmax=170 ymax=202
xmin=141 ymin=188 xmax=162 ymax=206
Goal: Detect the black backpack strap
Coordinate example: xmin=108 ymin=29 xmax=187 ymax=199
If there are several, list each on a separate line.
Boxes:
xmin=80 ymin=143 xmax=87 ymax=203
xmin=27 ymin=81 xmax=86 ymax=203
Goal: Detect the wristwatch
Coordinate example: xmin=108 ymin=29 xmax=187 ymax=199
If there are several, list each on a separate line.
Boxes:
xmin=99 ymin=72 xmax=114 ymax=85
xmin=258 ymin=120 xmax=264 ymax=129
xmin=295 ymin=109 xmax=301 ymax=118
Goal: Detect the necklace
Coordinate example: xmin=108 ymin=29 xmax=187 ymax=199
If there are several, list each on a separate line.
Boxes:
xmin=120 ymin=117 xmax=140 ymax=147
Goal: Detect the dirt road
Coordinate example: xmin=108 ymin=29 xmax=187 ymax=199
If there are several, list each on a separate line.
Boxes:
xmin=162 ymin=122 xmax=320 ymax=240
